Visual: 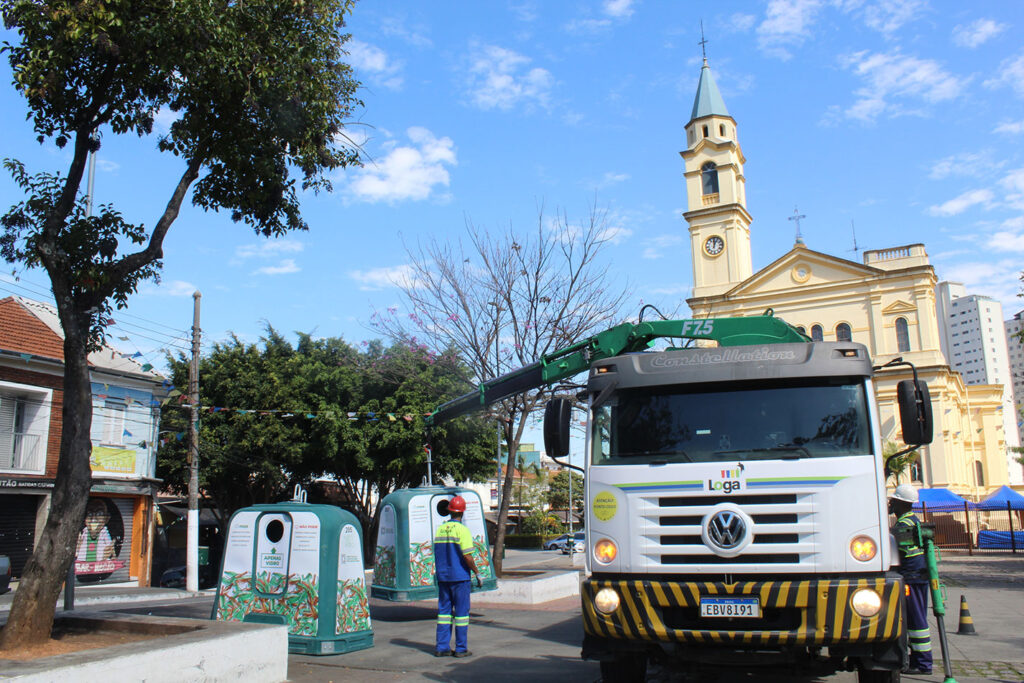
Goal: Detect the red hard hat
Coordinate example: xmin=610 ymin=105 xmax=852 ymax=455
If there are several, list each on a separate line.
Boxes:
xmin=447 ymin=495 xmax=467 ymax=513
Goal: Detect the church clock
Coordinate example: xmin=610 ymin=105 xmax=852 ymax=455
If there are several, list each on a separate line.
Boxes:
xmin=703 ymin=235 xmax=725 ymax=257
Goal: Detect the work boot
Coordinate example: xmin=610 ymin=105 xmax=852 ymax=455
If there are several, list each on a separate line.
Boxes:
xmin=452 ymin=650 xmax=473 ymax=658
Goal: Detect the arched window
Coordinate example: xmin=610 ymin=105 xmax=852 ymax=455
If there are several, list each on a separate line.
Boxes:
xmin=701 ymin=162 xmax=719 ymax=195
xmin=811 ymin=325 xmax=823 ymax=342
xmin=796 ymin=325 xmax=806 ymax=335
xmin=836 ymin=323 xmax=852 ymax=342
xmin=910 ymin=460 xmax=923 ymax=483
xmin=719 ymin=124 xmax=726 ymax=136
xmin=895 ymin=317 xmax=910 ymax=352
xmin=702 ymin=124 xmax=709 ymax=137
xmin=974 ymin=460 xmax=985 ymax=487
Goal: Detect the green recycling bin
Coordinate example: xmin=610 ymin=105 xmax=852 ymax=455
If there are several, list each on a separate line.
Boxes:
xmin=213 ymin=501 xmax=373 ymax=655
xmin=371 ymin=486 xmax=498 ymax=601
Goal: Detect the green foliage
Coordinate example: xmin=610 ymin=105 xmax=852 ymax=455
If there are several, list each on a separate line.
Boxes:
xmin=501 ymin=534 xmax=546 ymax=549
xmin=157 ymin=331 xmax=494 ymax=522
xmin=547 ymin=469 xmax=584 ymax=512
xmin=520 ymin=509 xmax=562 ymax=535
xmin=884 ymin=440 xmax=919 ymax=485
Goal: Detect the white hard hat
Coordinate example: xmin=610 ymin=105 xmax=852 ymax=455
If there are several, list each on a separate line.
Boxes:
xmin=889 ymin=484 xmax=919 ymax=504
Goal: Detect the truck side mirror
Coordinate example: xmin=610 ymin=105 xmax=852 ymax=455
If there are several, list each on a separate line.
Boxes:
xmin=544 ymin=398 xmax=571 ymax=457
xmin=897 ymin=379 xmax=933 ymax=445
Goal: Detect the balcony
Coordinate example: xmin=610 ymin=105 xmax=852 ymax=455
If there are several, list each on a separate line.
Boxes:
xmin=701 ymin=193 xmax=720 ymax=206
xmin=0 ymin=432 xmax=44 ymax=473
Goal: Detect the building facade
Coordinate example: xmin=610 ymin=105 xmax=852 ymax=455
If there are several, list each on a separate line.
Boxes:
xmin=936 ymin=283 xmax=1023 ymax=484
xmin=0 ymin=296 xmax=165 ymax=586
xmin=680 ymin=62 xmax=1010 ymax=498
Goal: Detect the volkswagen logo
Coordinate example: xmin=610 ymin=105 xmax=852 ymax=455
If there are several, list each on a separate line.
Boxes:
xmin=706 ymin=510 xmax=746 ymax=550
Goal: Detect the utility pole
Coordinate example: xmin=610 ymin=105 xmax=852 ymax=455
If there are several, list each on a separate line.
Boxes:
xmin=187 ymin=291 xmax=202 ymax=592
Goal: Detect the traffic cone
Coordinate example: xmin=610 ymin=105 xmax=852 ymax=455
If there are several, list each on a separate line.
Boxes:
xmin=956 ymin=594 xmax=977 ymax=635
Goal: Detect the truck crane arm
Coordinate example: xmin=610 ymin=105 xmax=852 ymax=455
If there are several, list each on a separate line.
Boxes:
xmin=426 ymin=313 xmax=808 ymax=427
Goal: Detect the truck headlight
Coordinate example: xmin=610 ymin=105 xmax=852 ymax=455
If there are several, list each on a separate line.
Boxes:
xmin=851 ymin=588 xmax=882 ymax=617
xmin=850 ymin=535 xmax=877 ymax=562
xmin=594 ymin=539 xmax=617 ymax=564
xmin=594 ymin=587 xmax=620 ymax=615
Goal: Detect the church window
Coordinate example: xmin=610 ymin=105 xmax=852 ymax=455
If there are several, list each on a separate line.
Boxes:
xmin=974 ymin=460 xmax=985 ymax=487
xmin=796 ymin=326 xmax=806 ymax=335
xmin=701 ymin=162 xmax=719 ymax=195
xmin=895 ymin=317 xmax=910 ymax=352
xmin=910 ymin=460 xmax=923 ymax=483
xmin=702 ymin=125 xmax=709 ymax=137
xmin=719 ymin=124 xmax=726 ymax=136
xmin=811 ymin=325 xmax=823 ymax=342
xmin=836 ymin=323 xmax=852 ymax=342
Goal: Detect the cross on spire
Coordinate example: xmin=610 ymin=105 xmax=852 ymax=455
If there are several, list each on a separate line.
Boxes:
xmin=699 ymin=20 xmax=708 ymax=60
xmin=788 ymin=207 xmax=806 ymax=245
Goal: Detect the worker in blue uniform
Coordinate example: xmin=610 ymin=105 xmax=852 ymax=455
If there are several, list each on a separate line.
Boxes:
xmin=889 ymin=484 xmax=933 ymax=675
xmin=433 ymin=495 xmax=482 ymax=658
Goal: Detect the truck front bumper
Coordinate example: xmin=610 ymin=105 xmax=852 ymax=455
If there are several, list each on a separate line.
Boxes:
xmin=582 ymin=575 xmax=903 ymax=647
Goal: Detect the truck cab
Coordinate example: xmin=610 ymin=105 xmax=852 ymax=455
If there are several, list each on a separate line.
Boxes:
xmin=546 ymin=340 xmax=931 ymax=682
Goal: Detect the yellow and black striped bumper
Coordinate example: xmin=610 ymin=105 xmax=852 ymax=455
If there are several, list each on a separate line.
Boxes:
xmin=582 ymin=576 xmax=903 ymax=647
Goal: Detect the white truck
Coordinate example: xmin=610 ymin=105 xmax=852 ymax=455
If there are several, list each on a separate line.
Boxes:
xmin=428 ymin=313 xmax=932 ymax=682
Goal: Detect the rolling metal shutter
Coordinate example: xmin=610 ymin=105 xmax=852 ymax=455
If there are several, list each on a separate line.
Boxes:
xmin=0 ymin=494 xmax=40 ymax=577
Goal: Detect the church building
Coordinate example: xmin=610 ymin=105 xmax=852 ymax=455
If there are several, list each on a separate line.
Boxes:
xmin=681 ymin=59 xmax=1011 ymax=498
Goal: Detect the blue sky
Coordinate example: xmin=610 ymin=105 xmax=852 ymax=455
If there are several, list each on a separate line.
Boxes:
xmin=2 ymin=0 xmax=1024 ymax=379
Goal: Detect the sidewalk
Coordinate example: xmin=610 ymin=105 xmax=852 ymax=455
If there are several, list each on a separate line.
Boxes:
xmin=0 ymin=582 xmax=213 ymax=614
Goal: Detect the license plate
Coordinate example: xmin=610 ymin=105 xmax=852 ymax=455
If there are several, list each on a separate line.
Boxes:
xmin=699 ymin=597 xmax=760 ymax=618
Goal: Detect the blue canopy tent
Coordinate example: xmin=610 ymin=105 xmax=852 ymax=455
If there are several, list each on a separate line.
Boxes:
xmin=913 ymin=487 xmax=974 ymax=511
xmin=977 ymin=485 xmax=1024 ymax=510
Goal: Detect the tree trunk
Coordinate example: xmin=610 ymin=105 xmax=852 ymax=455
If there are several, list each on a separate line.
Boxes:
xmin=491 ymin=417 xmax=525 ymax=577
xmin=0 ymin=331 xmax=94 ymax=649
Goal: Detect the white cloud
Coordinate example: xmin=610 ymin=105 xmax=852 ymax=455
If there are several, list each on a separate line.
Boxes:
xmin=152 ymin=107 xmax=180 ymax=134
xmin=729 ymin=13 xmax=756 ymax=32
xmin=953 ymin=18 xmax=1007 ymax=48
xmin=347 ymin=40 xmax=403 ymax=90
xmin=465 ymin=43 xmax=553 ymax=111
xmin=984 ymin=53 xmax=1024 ymax=97
xmin=254 ymin=259 xmax=299 ymax=276
xmin=347 ymin=127 xmax=456 ymax=203
xmin=642 ymin=234 xmax=684 ymax=259
xmin=1003 ymin=168 xmax=1024 ymax=210
xmin=349 ymin=265 xmax=414 ymax=291
xmin=378 ymin=16 xmax=432 ymax=48
xmin=598 ymin=225 xmax=633 ymax=245
xmin=235 ymin=239 xmax=305 ymax=260
xmin=756 ymin=0 xmax=823 ymax=60
xmin=941 ymin=259 xmax=1023 ymax=311
xmin=565 ymin=17 xmax=612 ymax=33
xmin=96 ymin=159 xmax=120 ymax=173
xmin=602 ymin=0 xmax=635 ymax=18
xmin=138 ymin=280 xmax=197 ymax=297
xmin=859 ymin=0 xmax=925 ymax=34
xmin=991 ymin=230 xmax=1024 ymax=252
xmin=837 ymin=50 xmax=964 ymax=122
xmin=928 ymin=151 xmax=1001 ymax=180
xmin=927 ymin=189 xmax=994 ymax=217
xmin=995 ymin=121 xmax=1024 ymax=135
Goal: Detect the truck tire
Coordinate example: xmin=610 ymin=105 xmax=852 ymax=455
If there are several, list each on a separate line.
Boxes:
xmin=599 ymin=654 xmax=647 ymax=682
xmin=856 ymin=668 xmax=900 ymax=683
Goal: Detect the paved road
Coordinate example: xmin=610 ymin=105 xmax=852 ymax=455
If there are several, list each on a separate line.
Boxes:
xmin=111 ymin=550 xmax=1024 ymax=683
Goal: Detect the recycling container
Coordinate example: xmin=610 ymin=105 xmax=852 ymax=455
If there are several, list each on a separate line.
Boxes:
xmin=371 ymin=486 xmax=497 ymax=601
xmin=213 ymin=502 xmax=372 ymax=655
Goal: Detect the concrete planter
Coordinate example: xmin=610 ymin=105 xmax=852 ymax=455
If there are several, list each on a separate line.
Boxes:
xmin=0 ymin=612 xmax=287 ymax=682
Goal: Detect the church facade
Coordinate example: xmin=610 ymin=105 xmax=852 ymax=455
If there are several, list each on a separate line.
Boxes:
xmin=681 ymin=60 xmax=1010 ymax=498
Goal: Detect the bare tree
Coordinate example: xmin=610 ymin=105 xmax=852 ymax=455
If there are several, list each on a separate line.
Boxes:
xmin=373 ymin=204 xmax=630 ymax=575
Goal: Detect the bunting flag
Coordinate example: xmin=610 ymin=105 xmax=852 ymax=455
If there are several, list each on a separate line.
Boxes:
xmin=19 ymin=353 xmax=32 ymax=362
xmin=118 ymin=336 xmax=130 ymax=341
xmin=123 ymin=428 xmax=133 ymax=437
xmin=141 ymin=363 xmax=153 ymax=372
xmin=125 ymin=396 xmax=134 ymax=407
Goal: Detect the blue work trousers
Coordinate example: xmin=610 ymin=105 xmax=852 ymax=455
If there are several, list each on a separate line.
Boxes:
xmin=436 ymin=579 xmax=471 ymax=654
xmin=905 ymin=581 xmax=933 ymax=672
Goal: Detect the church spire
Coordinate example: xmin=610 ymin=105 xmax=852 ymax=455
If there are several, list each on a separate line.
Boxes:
xmin=689 ymin=59 xmax=729 ymax=124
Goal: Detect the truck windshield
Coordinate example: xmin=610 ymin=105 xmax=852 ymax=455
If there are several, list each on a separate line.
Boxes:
xmin=591 ymin=378 xmax=870 ymax=465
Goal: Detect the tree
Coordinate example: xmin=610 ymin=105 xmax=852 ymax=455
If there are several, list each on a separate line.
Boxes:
xmin=884 ymin=440 xmax=920 ymax=485
xmin=547 ymin=469 xmax=584 ymax=515
xmin=157 ymin=332 xmax=495 ymax=556
xmin=0 ymin=0 xmax=363 ymax=648
xmin=372 ymin=206 xmax=629 ymax=575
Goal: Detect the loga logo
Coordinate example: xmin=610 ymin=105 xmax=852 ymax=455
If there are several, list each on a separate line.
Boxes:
xmin=707 ymin=464 xmax=745 ymax=494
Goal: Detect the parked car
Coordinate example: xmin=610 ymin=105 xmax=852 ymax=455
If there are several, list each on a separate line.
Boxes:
xmin=543 ymin=534 xmax=569 ymax=551
xmin=0 ymin=554 xmax=11 ymax=594
xmin=560 ymin=531 xmax=585 ymax=555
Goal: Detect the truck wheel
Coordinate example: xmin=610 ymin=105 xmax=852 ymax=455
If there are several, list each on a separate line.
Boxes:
xmin=856 ymin=668 xmax=900 ymax=683
xmin=600 ymin=654 xmax=647 ymax=682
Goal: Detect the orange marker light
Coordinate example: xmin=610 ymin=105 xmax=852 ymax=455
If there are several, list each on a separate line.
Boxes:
xmin=594 ymin=539 xmax=618 ymax=564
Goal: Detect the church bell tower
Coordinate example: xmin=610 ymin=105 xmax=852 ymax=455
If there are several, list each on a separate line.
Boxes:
xmin=682 ymin=59 xmax=753 ymax=299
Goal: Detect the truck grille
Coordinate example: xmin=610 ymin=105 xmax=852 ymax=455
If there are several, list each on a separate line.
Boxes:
xmin=643 ymin=492 xmax=814 ymax=571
